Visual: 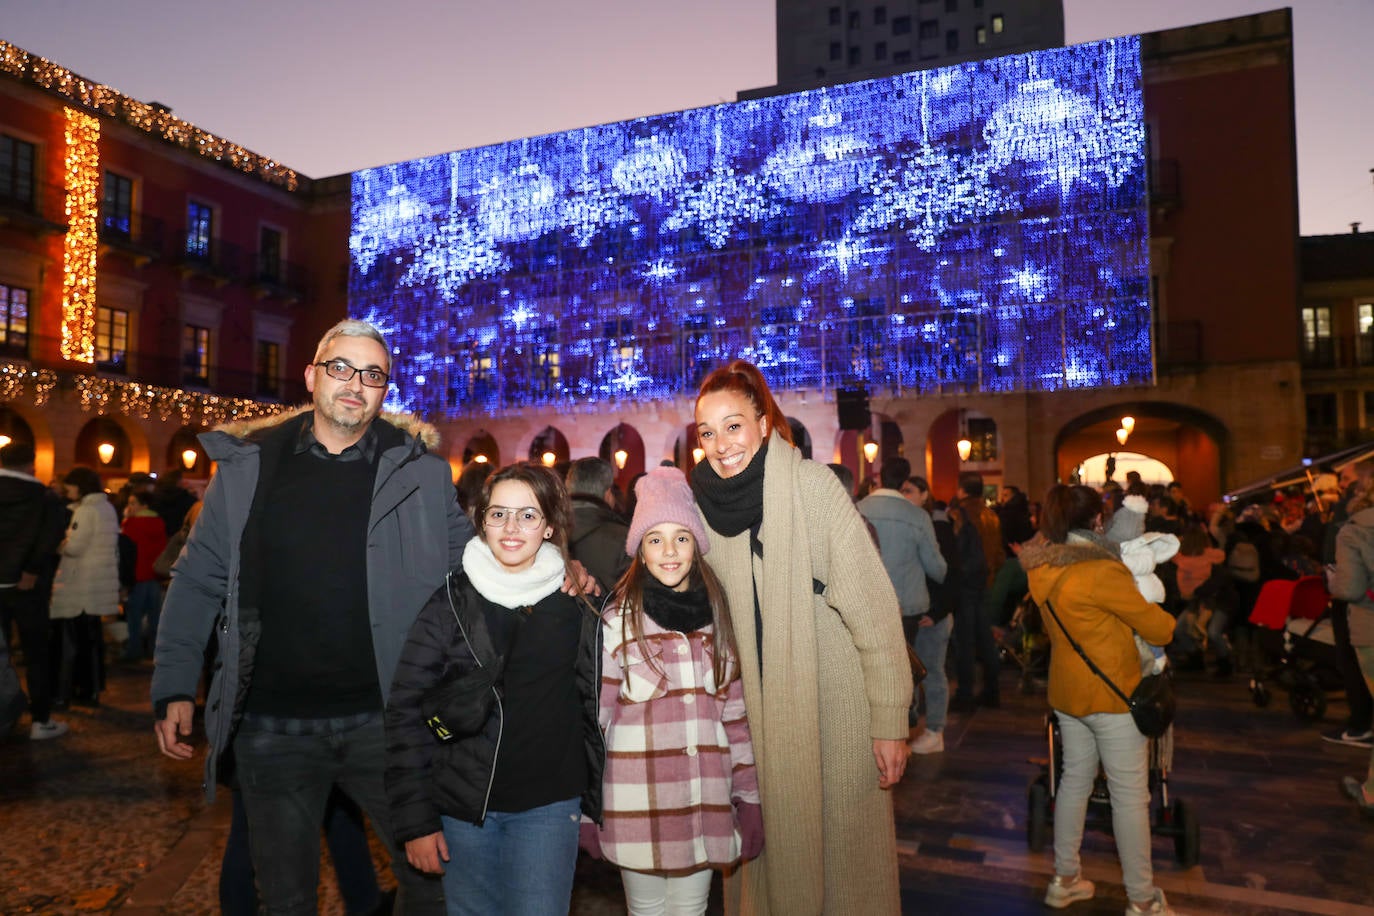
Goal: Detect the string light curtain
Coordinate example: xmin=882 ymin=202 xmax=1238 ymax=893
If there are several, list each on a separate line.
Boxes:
xmin=61 ymin=107 xmax=100 ymax=364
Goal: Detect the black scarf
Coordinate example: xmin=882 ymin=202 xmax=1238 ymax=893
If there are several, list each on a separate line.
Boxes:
xmin=690 ymin=439 xmax=769 ymax=537
xmin=642 ymin=578 xmax=713 ymax=634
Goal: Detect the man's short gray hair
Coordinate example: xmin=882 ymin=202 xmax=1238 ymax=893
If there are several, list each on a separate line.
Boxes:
xmin=313 ymin=319 xmax=390 ymax=371
xmin=567 ymin=456 xmax=616 ymax=499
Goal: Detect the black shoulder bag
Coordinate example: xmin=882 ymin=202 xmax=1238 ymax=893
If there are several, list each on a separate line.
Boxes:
xmin=1042 ymin=599 xmax=1175 ymax=738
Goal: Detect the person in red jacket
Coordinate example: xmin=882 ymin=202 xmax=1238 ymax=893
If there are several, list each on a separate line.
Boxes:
xmin=120 ymin=491 xmax=167 ymax=662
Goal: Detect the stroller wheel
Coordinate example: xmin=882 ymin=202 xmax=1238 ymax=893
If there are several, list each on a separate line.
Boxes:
xmin=1289 ymin=679 xmax=1327 ymax=721
xmin=1028 ymin=779 xmax=1050 ymax=853
xmin=1249 ymin=679 xmax=1271 ymax=707
xmin=1172 ymin=799 xmax=1201 ymax=867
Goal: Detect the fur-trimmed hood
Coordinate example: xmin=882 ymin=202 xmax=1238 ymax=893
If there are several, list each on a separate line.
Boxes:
xmin=1018 ymin=531 xmax=1120 ymax=571
xmin=212 ymin=404 xmax=441 ymax=451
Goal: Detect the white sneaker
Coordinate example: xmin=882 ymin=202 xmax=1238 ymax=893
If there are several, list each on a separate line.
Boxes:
xmin=1044 ymin=874 xmax=1095 ymax=909
xmin=1127 ymin=889 xmax=1174 ymax=915
xmin=30 ymin=719 xmax=69 ymax=741
xmin=909 ymin=729 xmax=944 ymax=755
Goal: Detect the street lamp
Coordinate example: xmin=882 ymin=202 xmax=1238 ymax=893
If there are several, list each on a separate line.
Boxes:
xmin=1116 ymin=428 xmax=1130 ymax=446
xmin=692 ymin=447 xmax=705 ymax=465
xmin=97 ymin=442 xmax=115 ymax=465
xmin=541 ymin=451 xmax=556 ymax=467
xmin=1121 ymin=416 xmax=1135 ymax=434
xmin=181 ymin=448 xmax=198 ymax=470
xmin=613 ymin=449 xmax=629 ymax=470
xmin=863 ymin=440 xmax=879 ymax=464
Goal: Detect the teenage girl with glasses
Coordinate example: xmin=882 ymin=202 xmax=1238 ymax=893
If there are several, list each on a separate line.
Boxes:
xmin=384 ymin=462 xmax=603 ymax=916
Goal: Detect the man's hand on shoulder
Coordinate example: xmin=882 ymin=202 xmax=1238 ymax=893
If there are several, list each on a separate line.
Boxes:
xmin=154 ymin=700 xmax=197 ymax=760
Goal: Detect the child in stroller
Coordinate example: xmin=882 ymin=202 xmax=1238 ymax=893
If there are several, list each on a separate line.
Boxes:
xmin=1247 ymin=575 xmax=1342 ymax=720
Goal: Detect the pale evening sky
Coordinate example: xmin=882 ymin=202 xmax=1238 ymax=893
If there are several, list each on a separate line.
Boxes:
xmin=2 ymin=0 xmax=1370 ymax=236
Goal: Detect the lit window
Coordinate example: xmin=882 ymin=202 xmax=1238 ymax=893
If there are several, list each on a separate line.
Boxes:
xmin=95 ymin=307 xmax=128 ymax=372
xmin=992 ymin=13 xmax=1004 ymax=33
xmin=1359 ymin=303 xmax=1373 ymax=336
xmin=0 ymin=284 xmax=29 ymax=358
xmin=186 ymin=201 xmax=213 ymax=260
xmin=976 ymin=25 xmax=987 ymax=44
xmin=102 ymin=171 xmax=134 ymax=237
xmin=183 ymin=324 xmax=211 ymax=386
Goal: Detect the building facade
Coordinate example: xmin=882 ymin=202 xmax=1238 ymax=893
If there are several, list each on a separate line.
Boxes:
xmin=1299 ymin=230 xmax=1374 ymax=455
xmin=0 ymin=11 xmax=1307 ymax=511
xmin=0 ymin=40 xmax=349 ymax=484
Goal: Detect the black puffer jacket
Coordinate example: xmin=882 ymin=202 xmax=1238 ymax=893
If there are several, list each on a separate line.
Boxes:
xmin=0 ymin=470 xmax=64 ymax=585
xmin=384 ymin=570 xmax=604 ymax=844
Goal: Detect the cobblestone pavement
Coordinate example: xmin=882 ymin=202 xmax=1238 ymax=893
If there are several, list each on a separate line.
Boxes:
xmin=3 ymin=659 xmax=1374 ymax=914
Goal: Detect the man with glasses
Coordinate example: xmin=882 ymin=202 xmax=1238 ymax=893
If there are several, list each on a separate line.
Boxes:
xmin=152 ymin=318 xmax=470 ymax=915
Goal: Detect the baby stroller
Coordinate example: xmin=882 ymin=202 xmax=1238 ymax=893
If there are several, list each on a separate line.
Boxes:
xmin=998 ymin=593 xmax=1051 ymax=695
xmin=1027 ymin=713 xmax=1200 ymax=868
xmin=1247 ymin=575 xmax=1342 ymax=720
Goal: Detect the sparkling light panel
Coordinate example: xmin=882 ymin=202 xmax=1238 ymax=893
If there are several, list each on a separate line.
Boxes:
xmin=349 ymin=37 xmax=1149 ymax=418
xmin=61 ymin=107 xmax=100 ymax=364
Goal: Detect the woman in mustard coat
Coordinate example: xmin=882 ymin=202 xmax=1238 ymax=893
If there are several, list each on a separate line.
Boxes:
xmin=1020 ymin=485 xmax=1177 ymax=915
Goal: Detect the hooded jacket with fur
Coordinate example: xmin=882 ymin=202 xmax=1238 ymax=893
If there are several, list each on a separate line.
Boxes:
xmin=1020 ymin=533 xmax=1176 ymax=717
xmin=151 ymin=407 xmax=473 ymax=797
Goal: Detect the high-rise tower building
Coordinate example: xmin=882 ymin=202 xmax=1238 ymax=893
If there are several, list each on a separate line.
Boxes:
xmin=743 ymin=0 xmax=1064 ymax=98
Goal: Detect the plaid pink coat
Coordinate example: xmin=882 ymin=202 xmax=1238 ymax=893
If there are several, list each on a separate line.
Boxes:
xmin=598 ymin=601 xmax=759 ymax=875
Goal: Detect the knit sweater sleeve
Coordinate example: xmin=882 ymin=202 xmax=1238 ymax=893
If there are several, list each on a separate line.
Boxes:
xmin=806 ymin=465 xmax=913 ymax=740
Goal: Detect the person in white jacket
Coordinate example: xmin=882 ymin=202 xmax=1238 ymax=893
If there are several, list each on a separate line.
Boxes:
xmin=49 ymin=466 xmax=119 ymax=707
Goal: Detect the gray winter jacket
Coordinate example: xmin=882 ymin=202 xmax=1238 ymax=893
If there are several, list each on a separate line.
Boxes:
xmin=858 ymin=489 xmax=947 ymax=617
xmin=1329 ymin=505 xmax=1374 ymax=647
xmin=151 ymin=407 xmax=474 ymax=797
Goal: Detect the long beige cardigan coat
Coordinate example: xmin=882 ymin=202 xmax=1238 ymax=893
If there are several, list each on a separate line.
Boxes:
xmin=708 ymin=439 xmax=912 ymax=915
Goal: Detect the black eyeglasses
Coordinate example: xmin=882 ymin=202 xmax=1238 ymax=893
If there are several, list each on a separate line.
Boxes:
xmin=315 ymin=359 xmax=389 ymax=389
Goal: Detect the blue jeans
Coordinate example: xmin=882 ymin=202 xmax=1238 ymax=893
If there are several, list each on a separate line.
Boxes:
xmin=913 ymin=615 xmax=953 ymax=732
xmin=122 ymin=579 xmax=162 ymax=660
xmin=439 ymin=797 xmax=581 ymax=916
xmin=233 ymin=712 xmax=445 ymax=916
xmin=1053 ymin=710 xmax=1159 ymax=904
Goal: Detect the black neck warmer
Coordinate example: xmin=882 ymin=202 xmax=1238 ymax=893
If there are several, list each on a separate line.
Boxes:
xmin=690 ymin=439 xmax=769 ymax=537
xmin=642 ymin=578 xmax=713 ymax=634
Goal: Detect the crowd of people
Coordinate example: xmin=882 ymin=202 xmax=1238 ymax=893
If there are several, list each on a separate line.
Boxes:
xmin=0 ymin=445 xmax=196 ymax=740
xmin=6 ymin=316 xmax=1374 ymax=915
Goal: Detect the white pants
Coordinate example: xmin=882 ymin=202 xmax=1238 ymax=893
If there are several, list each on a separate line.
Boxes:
xmin=1053 ymin=709 xmax=1159 ymax=904
xmin=620 ymin=868 xmax=714 ymax=916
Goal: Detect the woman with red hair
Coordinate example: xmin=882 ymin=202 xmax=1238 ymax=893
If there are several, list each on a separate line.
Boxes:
xmin=690 ymin=360 xmax=911 ymax=914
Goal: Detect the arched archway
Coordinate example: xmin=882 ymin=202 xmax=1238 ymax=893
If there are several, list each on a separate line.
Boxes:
xmin=599 ymin=423 xmax=644 ymax=492
xmin=1054 ymin=402 xmax=1227 ymax=506
xmin=74 ymin=416 xmax=134 ymax=477
xmin=0 ymin=405 xmax=35 ymax=450
xmin=528 ymin=425 xmax=570 ymax=468
xmin=461 ymin=431 xmax=500 ymax=468
xmin=927 ymin=408 xmax=1001 ymax=501
xmin=166 ymin=426 xmax=209 ymax=478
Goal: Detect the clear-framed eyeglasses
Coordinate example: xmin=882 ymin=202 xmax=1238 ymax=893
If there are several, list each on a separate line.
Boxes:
xmin=482 ymin=506 xmax=545 ymax=530
xmin=315 ymin=359 xmax=389 ymax=389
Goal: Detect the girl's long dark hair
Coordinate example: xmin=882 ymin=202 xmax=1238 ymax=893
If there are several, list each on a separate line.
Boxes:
xmin=1040 ymin=484 xmax=1103 ymax=544
xmin=607 ymin=548 xmax=739 ymax=693
xmin=474 ymin=462 xmax=587 ymax=604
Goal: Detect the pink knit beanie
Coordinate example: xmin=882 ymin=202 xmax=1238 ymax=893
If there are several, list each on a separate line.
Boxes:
xmin=624 ymin=467 xmax=711 ymax=557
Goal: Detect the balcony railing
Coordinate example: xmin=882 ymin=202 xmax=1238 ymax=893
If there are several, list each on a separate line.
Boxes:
xmin=253 ymin=253 xmax=308 ymax=300
xmin=0 ymin=179 xmax=68 ymax=232
xmin=176 ymin=233 xmax=245 ymax=282
xmin=1149 ymin=158 xmax=1181 ymax=210
xmin=1157 ymin=320 xmax=1202 ymax=371
xmin=1 ymin=333 xmax=306 ymax=405
xmin=1301 ymin=334 xmax=1374 ymax=372
xmin=99 ymin=212 xmax=165 ymax=260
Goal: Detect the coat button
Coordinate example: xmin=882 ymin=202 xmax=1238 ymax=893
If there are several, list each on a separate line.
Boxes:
xmin=685 ymin=746 xmax=698 ymax=757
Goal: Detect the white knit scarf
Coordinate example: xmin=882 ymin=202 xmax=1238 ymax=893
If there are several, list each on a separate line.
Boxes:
xmin=462 ymin=538 xmax=565 ymax=609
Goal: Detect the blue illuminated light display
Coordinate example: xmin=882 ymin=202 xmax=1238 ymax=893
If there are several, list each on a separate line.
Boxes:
xmin=350 ymin=37 xmax=1149 ymax=417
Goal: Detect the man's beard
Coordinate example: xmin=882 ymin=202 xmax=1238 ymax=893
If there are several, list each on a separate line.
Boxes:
xmin=317 ymin=392 xmax=376 ymax=431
